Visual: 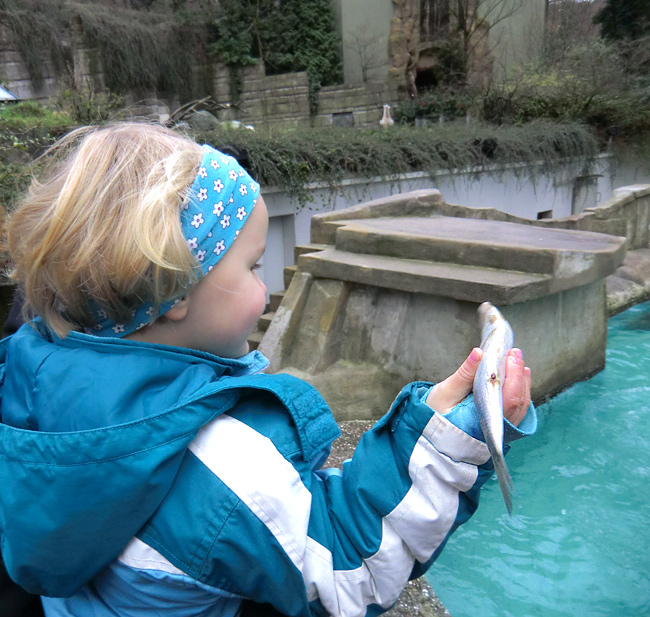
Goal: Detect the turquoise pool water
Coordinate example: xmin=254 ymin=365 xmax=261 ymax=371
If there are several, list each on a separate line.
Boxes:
xmin=428 ymin=301 xmax=650 ymax=617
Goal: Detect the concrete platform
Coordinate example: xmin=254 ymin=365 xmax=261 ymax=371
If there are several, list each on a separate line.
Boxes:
xmin=260 ymin=191 xmax=629 ymax=418
xmin=300 ymin=215 xmax=626 ymax=302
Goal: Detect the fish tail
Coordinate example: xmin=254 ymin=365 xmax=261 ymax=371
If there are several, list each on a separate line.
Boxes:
xmin=492 ymin=452 xmax=514 ymax=516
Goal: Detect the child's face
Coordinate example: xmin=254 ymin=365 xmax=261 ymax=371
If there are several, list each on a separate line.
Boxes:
xmin=179 ymin=198 xmax=269 ymax=358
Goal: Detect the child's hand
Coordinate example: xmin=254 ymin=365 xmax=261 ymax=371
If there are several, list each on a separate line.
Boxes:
xmin=425 ymin=348 xmax=531 ymax=426
xmin=502 ymin=348 xmax=532 ymax=427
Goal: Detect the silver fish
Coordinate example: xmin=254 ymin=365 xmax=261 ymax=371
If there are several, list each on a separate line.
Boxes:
xmin=473 ymin=302 xmax=514 ymax=515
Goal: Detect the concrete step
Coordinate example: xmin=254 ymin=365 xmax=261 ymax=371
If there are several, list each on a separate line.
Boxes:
xmin=298 ymin=248 xmax=552 ymax=306
xmin=257 ymin=311 xmax=275 ymax=332
xmin=247 ymin=328 xmax=264 ymax=351
xmin=269 ymin=290 xmax=285 ymax=312
xmin=284 ymin=265 xmax=298 ymax=290
xmin=294 ymin=243 xmax=329 ymax=262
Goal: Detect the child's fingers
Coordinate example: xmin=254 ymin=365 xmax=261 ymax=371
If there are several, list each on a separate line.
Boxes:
xmin=503 ymin=349 xmax=531 ymax=426
xmin=426 ymin=347 xmax=483 ymax=414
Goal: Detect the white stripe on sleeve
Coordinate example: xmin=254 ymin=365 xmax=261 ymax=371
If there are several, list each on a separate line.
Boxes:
xmin=189 ymin=414 xmax=312 ymax=570
xmin=118 ymin=537 xmax=186 ymax=575
xmin=187 ymin=412 xmax=486 ymax=617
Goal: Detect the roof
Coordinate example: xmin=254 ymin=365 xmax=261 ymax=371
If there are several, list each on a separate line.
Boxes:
xmin=0 ymin=85 xmax=19 ymax=101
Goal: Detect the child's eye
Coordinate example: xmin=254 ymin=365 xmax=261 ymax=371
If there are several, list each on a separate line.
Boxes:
xmin=252 ymin=263 xmax=262 ymax=271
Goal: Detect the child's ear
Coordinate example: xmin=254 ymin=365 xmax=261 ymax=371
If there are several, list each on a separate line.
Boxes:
xmin=165 ymin=296 xmax=190 ymax=322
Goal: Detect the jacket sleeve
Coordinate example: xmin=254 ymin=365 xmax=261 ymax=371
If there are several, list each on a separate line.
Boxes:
xmin=137 ymin=382 xmax=536 ymax=617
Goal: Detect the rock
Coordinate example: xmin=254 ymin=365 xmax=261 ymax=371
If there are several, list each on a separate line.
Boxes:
xmin=606 ymin=248 xmax=650 ymax=315
xmin=184 ymin=110 xmax=221 ymax=131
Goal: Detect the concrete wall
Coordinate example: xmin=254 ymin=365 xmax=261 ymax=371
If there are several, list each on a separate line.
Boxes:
xmin=0 ymin=22 xmax=59 ymax=101
xmin=488 ymin=0 xmax=547 ymax=81
xmin=262 ymin=275 xmax=609 ymax=419
xmin=332 ymin=0 xmax=393 ymax=84
xmin=0 ymin=21 xmax=176 ymax=120
xmin=213 ymin=62 xmax=397 ymax=130
xmin=0 ymin=18 xmax=396 ymax=130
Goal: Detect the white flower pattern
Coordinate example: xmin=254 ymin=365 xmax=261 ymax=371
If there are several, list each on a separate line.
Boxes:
xmin=126 ymin=144 xmax=263 ymax=340
xmin=88 ymin=142 xmax=263 ymax=339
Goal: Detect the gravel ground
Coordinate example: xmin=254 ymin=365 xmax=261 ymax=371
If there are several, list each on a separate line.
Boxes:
xmin=324 ymin=420 xmax=452 ymax=617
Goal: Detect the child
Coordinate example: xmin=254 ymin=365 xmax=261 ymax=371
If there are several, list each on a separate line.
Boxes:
xmin=0 ymin=123 xmax=536 ymax=617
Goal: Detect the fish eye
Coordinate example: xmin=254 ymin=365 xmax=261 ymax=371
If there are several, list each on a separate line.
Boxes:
xmin=490 ymin=373 xmax=497 ymax=381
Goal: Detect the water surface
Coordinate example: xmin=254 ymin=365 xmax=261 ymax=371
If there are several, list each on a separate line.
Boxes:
xmin=428 ymin=301 xmax=650 ymax=617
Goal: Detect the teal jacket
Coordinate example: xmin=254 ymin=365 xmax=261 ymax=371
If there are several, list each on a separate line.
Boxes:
xmin=0 ymin=321 xmax=536 ymax=617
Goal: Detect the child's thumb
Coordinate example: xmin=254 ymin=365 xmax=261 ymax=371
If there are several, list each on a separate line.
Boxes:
xmin=426 ymin=348 xmax=483 ymax=414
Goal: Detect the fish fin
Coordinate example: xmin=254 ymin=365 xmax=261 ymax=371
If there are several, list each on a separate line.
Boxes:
xmin=492 ymin=453 xmax=514 ymax=516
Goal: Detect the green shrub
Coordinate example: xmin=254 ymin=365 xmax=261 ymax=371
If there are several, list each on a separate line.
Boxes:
xmin=394 ymin=90 xmax=473 ymax=125
xmin=0 ymin=101 xmax=76 ymax=209
xmin=54 ymin=79 xmax=124 ymax=124
xmin=480 ymin=38 xmax=650 ymax=137
xmin=0 ymin=101 xmax=74 ymax=134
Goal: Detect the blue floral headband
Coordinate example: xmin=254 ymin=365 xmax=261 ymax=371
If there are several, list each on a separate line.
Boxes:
xmin=86 ymin=145 xmax=260 ymax=338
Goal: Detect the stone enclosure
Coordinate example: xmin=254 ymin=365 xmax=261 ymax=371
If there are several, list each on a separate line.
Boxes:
xmin=256 ymin=186 xmax=650 ymax=421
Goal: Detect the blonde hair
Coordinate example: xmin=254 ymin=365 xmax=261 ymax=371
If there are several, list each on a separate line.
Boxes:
xmin=7 ymin=122 xmax=204 ymax=337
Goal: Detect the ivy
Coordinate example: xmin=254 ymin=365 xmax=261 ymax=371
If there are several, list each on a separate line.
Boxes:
xmin=191 ymin=120 xmax=600 ymax=207
xmin=210 ymin=0 xmax=342 ymax=115
xmin=210 ymin=0 xmax=258 ymax=106
xmin=262 ymin=0 xmax=343 ymax=114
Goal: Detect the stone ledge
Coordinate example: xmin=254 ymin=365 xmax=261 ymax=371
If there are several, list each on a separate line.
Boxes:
xmin=607 ymin=248 xmax=650 ymax=315
xmin=299 ymin=248 xmax=553 ymax=305
xmin=334 ymin=216 xmax=626 ymax=278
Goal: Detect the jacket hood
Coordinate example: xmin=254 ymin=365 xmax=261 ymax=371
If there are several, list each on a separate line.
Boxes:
xmin=0 ymin=322 xmax=268 ymax=597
